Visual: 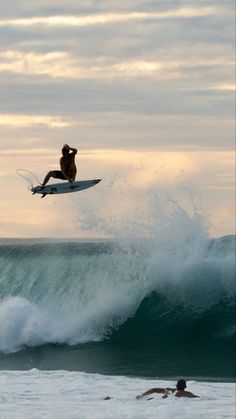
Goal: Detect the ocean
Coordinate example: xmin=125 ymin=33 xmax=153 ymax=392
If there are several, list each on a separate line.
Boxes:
xmin=0 ymin=235 xmax=235 ymax=418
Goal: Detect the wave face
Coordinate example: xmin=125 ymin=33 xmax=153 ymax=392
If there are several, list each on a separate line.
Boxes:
xmin=0 ymin=234 xmax=235 ymax=378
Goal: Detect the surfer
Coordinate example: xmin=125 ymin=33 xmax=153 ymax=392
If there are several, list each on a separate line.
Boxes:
xmin=104 ymin=379 xmax=198 ymax=401
xmin=136 ymin=379 xmax=199 ymax=399
xmin=42 ymin=144 xmax=77 ymax=185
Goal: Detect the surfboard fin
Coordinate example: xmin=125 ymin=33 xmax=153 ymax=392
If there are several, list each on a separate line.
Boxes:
xmin=41 ymin=193 xmax=47 ymax=198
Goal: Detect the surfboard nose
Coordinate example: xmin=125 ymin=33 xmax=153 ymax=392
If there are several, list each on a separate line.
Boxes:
xmin=93 ymin=179 xmax=102 ymax=184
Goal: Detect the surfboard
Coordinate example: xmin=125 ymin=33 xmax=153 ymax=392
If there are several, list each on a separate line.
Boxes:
xmin=31 ymin=179 xmax=101 ymax=197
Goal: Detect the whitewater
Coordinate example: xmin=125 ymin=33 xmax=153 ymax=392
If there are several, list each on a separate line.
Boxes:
xmin=0 ymin=370 xmax=235 ymax=419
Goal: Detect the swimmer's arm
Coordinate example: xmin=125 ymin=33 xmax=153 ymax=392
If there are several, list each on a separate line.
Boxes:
xmin=136 ymin=388 xmax=166 ymax=399
xmin=175 ymin=391 xmax=199 ymax=398
xmin=185 ymin=392 xmax=199 ymax=398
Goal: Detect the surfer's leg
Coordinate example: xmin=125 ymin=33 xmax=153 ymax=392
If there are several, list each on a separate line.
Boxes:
xmin=42 ymin=171 xmax=53 ymax=185
xmin=42 ymin=170 xmax=65 ymax=185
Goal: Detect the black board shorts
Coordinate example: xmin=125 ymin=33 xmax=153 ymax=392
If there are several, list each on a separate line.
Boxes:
xmin=54 ymin=170 xmax=67 ymax=180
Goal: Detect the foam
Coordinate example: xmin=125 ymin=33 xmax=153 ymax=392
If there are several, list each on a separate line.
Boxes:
xmin=0 ymin=371 xmax=235 ymax=419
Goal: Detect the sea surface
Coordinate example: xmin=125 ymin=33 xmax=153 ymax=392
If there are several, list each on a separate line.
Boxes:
xmin=0 ymin=235 xmax=235 ymax=418
xmin=0 ymin=370 xmax=235 ymax=419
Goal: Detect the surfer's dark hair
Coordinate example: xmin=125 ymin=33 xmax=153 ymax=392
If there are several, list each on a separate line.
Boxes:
xmin=62 ymin=146 xmax=70 ymax=154
xmin=176 ymin=379 xmax=186 ymax=390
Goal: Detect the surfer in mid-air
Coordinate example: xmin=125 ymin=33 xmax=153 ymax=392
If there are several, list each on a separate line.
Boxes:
xmin=42 ymin=144 xmax=77 ymax=186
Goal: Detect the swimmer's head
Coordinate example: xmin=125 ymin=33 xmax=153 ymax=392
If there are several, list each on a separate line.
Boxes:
xmin=176 ymin=379 xmax=186 ymax=390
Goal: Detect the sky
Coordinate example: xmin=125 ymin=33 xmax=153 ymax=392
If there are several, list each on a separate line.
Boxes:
xmin=0 ymin=0 xmax=235 ymax=239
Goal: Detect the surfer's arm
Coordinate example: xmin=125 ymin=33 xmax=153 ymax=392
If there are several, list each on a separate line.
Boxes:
xmin=136 ymin=387 xmax=166 ymax=399
xmin=175 ymin=390 xmax=199 ymax=398
xmin=183 ymin=391 xmax=199 ymax=398
xmin=69 ymin=146 xmax=77 ymax=155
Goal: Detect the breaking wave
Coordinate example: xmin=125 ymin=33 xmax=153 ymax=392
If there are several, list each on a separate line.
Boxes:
xmin=0 ymin=233 xmax=235 ymax=355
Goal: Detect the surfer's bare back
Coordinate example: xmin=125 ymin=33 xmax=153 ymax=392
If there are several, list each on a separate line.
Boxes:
xmin=136 ymin=379 xmax=199 ymax=399
xmin=42 ymin=144 xmax=77 ymax=185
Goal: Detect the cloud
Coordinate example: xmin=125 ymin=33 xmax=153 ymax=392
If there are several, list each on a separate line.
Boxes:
xmin=0 ymin=49 xmax=233 ymax=82
xmin=217 ymin=84 xmax=235 ymax=91
xmin=0 ymin=8 xmax=221 ymax=28
xmin=0 ymin=113 xmax=234 ymax=152
xmin=0 ymin=113 xmax=73 ymax=127
xmin=0 ymin=0 xmax=234 ymax=238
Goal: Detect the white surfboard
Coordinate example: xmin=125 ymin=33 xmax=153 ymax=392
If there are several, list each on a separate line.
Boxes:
xmin=31 ymin=179 xmax=101 ymax=197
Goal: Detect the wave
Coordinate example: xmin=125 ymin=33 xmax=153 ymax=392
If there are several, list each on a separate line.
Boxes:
xmin=0 ymin=232 xmax=235 ymax=355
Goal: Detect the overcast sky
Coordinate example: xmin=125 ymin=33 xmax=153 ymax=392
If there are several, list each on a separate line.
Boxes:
xmin=0 ymin=0 xmax=235 ymax=238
